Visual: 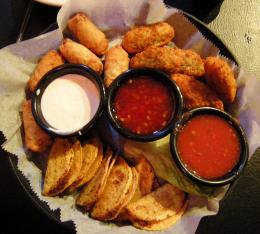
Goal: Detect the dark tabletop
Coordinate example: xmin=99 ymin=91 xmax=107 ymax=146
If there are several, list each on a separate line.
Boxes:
xmin=0 ymin=1 xmax=260 ymax=233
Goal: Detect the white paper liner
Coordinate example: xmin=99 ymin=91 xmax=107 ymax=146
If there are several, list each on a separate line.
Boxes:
xmin=0 ymin=0 xmax=259 ymax=233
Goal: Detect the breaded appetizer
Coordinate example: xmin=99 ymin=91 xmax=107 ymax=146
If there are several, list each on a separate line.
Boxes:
xmin=59 ymin=39 xmax=103 ymax=74
xmin=122 ymin=22 xmax=174 ymax=54
xmin=130 ymin=46 xmax=205 ymax=77
xmin=22 ymin=100 xmax=52 ymax=152
xmin=27 ymin=50 xmax=64 ymax=92
xmin=104 ymin=45 xmax=129 ymax=87
xmin=68 ymin=13 xmax=108 ymax=56
xmin=204 ymin=57 xmax=237 ymax=103
xmin=171 ymin=73 xmax=224 ymax=110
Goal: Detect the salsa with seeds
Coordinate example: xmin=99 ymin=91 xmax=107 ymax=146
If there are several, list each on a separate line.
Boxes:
xmin=113 ymin=76 xmax=175 ymax=135
xmin=177 ymin=114 xmax=241 ymax=179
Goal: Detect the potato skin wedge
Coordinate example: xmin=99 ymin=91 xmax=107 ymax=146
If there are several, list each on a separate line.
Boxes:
xmin=122 ymin=22 xmax=174 ymax=54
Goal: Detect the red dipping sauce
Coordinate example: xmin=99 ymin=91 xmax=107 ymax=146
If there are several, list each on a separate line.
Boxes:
xmin=113 ymin=76 xmax=175 ymax=135
xmin=177 ymin=114 xmax=241 ymax=179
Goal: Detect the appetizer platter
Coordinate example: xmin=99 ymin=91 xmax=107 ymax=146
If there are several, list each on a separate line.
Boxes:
xmin=3 ymin=0 xmax=257 ymax=233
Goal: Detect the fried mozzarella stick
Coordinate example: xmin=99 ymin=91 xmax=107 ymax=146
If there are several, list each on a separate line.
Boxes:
xmin=171 ymin=73 xmax=224 ymax=110
xmin=59 ymin=39 xmax=103 ymax=75
xmin=104 ymin=45 xmax=129 ymax=87
xmin=68 ymin=13 xmax=108 ymax=56
xmin=204 ymin=57 xmax=237 ymax=104
xmin=130 ymin=46 xmax=205 ymax=77
xmin=22 ymin=100 xmax=52 ymax=152
xmin=27 ymin=50 xmax=64 ymax=92
xmin=122 ymin=22 xmax=175 ymax=54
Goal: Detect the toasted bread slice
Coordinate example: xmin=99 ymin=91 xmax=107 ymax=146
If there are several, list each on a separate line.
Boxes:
xmin=126 ymin=184 xmax=185 ymax=223
xmin=76 ymin=148 xmax=114 ymax=210
xmin=42 ymin=139 xmax=74 ymax=196
xmin=91 ymin=157 xmax=133 ymax=221
xmin=133 ymin=200 xmax=188 ymax=231
xmin=68 ymin=136 xmax=100 ymax=192
xmin=22 ymin=100 xmax=52 ymax=153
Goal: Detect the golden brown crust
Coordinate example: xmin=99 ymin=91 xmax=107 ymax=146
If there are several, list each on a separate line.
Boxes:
xmin=122 ymin=22 xmax=174 ymax=53
xmin=126 ymin=184 xmax=185 ymax=223
xmin=42 ymin=139 xmax=74 ymax=196
xmin=130 ymin=46 xmax=205 ymax=77
xmin=68 ymin=12 xmax=108 ymax=56
xmin=68 ymin=136 xmax=101 ymax=192
xmin=204 ymin=56 xmax=237 ymax=103
xmin=22 ymin=100 xmax=52 ymax=153
xmin=27 ymin=50 xmax=64 ymax=92
xmin=76 ymin=148 xmax=113 ymax=210
xmin=104 ymin=45 xmax=129 ymax=87
xmin=133 ymin=199 xmax=188 ymax=231
xmin=59 ymin=39 xmax=103 ymax=74
xmin=91 ymin=157 xmax=133 ymax=221
xmin=171 ymin=73 xmax=224 ymax=110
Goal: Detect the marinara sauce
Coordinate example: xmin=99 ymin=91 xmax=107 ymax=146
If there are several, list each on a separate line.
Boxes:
xmin=177 ymin=114 xmax=241 ymax=179
xmin=113 ymin=76 xmax=175 ymax=135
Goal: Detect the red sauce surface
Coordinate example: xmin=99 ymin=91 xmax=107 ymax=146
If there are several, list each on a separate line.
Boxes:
xmin=177 ymin=114 xmax=241 ymax=179
xmin=113 ymin=76 xmax=174 ymax=135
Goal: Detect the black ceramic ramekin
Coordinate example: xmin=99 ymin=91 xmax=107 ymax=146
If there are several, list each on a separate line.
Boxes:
xmin=32 ymin=64 xmax=106 ymax=138
xmin=170 ymin=107 xmax=249 ymax=187
xmin=107 ymin=68 xmax=183 ymax=142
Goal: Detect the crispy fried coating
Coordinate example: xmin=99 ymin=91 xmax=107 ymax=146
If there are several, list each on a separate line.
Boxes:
xmin=130 ymin=46 xmax=205 ymax=77
xmin=204 ymin=57 xmax=237 ymax=103
xmin=171 ymin=73 xmax=224 ymax=110
xmin=104 ymin=45 xmax=129 ymax=87
xmin=59 ymin=39 xmax=103 ymax=74
xmin=68 ymin=13 xmax=108 ymax=56
xmin=122 ymin=22 xmax=174 ymax=54
xmin=22 ymin=100 xmax=52 ymax=152
xmin=27 ymin=50 xmax=64 ymax=92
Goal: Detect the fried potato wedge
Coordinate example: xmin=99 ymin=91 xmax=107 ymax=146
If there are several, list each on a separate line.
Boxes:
xmin=59 ymin=39 xmax=103 ymax=74
xmin=27 ymin=50 xmax=64 ymax=92
xmin=76 ymin=148 xmax=114 ymax=210
xmin=171 ymin=73 xmax=224 ymax=110
xmin=91 ymin=157 xmax=133 ymax=221
xmin=122 ymin=22 xmax=175 ymax=53
xmin=22 ymin=100 xmax=52 ymax=153
xmin=204 ymin=56 xmax=237 ymax=103
xmin=126 ymin=184 xmax=185 ymax=223
xmin=68 ymin=136 xmax=100 ymax=192
xmin=130 ymin=46 xmax=205 ymax=77
xmin=133 ymin=200 xmax=188 ymax=231
xmin=68 ymin=13 xmax=108 ymax=56
xmin=42 ymin=139 xmax=74 ymax=196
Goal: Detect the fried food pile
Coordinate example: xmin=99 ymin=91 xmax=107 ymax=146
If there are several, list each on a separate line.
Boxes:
xmin=21 ymin=12 xmax=238 ymax=231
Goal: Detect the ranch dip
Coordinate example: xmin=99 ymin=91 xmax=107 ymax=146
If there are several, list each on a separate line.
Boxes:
xmin=41 ymin=74 xmax=100 ymax=134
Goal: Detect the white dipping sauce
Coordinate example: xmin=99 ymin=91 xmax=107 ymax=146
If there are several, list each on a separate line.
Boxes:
xmin=41 ymin=74 xmax=100 ymax=134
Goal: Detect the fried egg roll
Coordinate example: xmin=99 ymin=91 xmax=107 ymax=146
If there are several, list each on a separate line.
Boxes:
xmin=59 ymin=39 xmax=103 ymax=75
xmin=104 ymin=45 xmax=129 ymax=87
xmin=122 ymin=22 xmax=175 ymax=54
xmin=68 ymin=13 xmax=108 ymax=56
xmin=27 ymin=50 xmax=64 ymax=92
xmin=22 ymin=100 xmax=52 ymax=153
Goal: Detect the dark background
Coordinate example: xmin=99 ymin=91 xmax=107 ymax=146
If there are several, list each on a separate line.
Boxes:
xmin=1 ymin=1 xmax=260 ymax=234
